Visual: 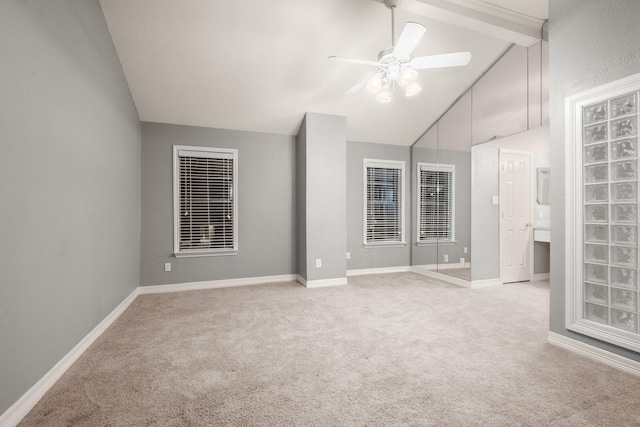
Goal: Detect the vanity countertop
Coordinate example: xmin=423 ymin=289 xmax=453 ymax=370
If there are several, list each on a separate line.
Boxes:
xmin=534 ymin=227 xmax=550 ymax=243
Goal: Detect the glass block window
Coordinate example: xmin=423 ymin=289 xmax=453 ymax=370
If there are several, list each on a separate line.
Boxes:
xmin=583 ymin=92 xmax=638 ymax=332
xmin=567 ymin=73 xmax=640 ymax=352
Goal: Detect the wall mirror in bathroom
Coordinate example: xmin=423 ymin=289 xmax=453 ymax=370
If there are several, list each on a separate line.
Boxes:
xmin=536 ymin=167 xmax=550 ymax=205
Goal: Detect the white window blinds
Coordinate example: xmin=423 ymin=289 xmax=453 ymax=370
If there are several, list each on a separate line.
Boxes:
xmin=364 ymin=159 xmax=405 ymax=245
xmin=418 ymin=163 xmax=455 ymax=242
xmin=173 ymin=146 xmax=238 ymax=257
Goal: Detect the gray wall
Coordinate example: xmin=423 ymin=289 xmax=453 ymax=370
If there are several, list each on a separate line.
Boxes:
xmin=411 ymin=148 xmax=471 ymax=267
xmin=300 ymin=113 xmax=347 ymax=281
xmin=140 ymin=122 xmax=296 ymax=286
xmin=296 ymin=116 xmax=308 ymax=279
xmin=0 ymin=0 xmax=141 ymax=415
xmin=347 ymin=141 xmax=411 ymax=270
xmin=549 ymin=0 xmax=640 ymax=361
xmin=470 ymin=147 xmax=500 ymax=281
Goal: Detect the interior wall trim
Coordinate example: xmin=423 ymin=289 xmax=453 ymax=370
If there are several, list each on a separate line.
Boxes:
xmin=298 ymin=276 xmax=348 ymax=288
xmin=547 ymin=332 xmax=640 ymax=377
xmin=0 ymin=288 xmax=140 ymax=427
xmin=347 ymin=266 xmax=411 ymax=276
xmin=138 ymin=274 xmax=299 ymax=295
xmin=411 ymin=266 xmax=501 ymax=289
xmin=531 ymin=273 xmax=550 ymax=281
xmin=411 ymin=266 xmax=471 ymax=288
xmin=412 ymin=263 xmax=471 ymax=270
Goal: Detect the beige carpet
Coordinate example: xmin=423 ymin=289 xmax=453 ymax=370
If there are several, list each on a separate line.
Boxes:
xmin=19 ymin=273 xmax=640 ymax=426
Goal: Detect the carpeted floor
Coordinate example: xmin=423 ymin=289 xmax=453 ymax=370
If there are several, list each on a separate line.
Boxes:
xmin=19 ymin=273 xmax=640 ymax=426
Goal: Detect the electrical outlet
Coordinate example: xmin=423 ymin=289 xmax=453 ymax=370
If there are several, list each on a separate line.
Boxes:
xmin=164 ymin=262 xmax=171 ymax=272
xmin=444 ymin=254 xmax=448 ymax=263
xmin=460 ymin=258 xmax=465 ymax=266
xmin=346 ymin=252 xmax=351 ymax=260
xmin=316 ymin=259 xmax=322 ymax=268
xmin=464 ymin=247 xmax=468 ymax=254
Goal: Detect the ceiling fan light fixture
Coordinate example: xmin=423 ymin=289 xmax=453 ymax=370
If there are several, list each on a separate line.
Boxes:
xmin=376 ymin=90 xmax=392 ymax=103
xmin=366 ymin=74 xmax=383 ymax=93
xmin=405 ymin=82 xmax=422 ymax=97
xmin=329 ymin=0 xmax=471 ymax=102
xmin=400 ymin=66 xmax=417 ymax=85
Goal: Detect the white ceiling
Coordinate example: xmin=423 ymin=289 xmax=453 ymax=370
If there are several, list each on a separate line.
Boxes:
xmin=99 ymin=0 xmax=547 ymax=146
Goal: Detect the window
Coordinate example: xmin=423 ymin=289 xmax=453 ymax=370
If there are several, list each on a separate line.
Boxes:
xmin=417 ymin=163 xmax=455 ymax=243
xmin=566 ymin=72 xmax=640 ymax=352
xmin=173 ymin=145 xmax=238 ymax=257
xmin=363 ymin=159 xmax=405 ymax=246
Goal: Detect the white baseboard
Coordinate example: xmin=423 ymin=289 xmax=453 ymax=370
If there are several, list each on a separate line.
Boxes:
xmin=413 ymin=263 xmax=470 ymax=270
xmin=297 ymin=275 xmax=348 ymax=288
xmin=411 ymin=267 xmax=472 ymax=288
xmin=138 ymin=274 xmax=298 ymax=294
xmin=547 ymin=331 xmax=640 ymax=377
xmin=347 ymin=266 xmax=411 ymax=276
xmin=531 ymin=273 xmax=550 ymax=281
xmin=0 ymin=288 xmax=139 ymax=427
xmin=410 ymin=267 xmax=501 ymax=289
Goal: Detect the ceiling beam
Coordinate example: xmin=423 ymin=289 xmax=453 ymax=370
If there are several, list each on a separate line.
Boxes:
xmin=374 ymin=0 xmax=544 ymax=46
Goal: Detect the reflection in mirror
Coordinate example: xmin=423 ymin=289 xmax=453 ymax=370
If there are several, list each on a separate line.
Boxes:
xmin=470 ymin=145 xmax=500 ymax=282
xmin=537 ymin=167 xmax=550 ymax=204
xmin=471 ymin=127 xmax=551 ymax=284
xmin=411 ymin=125 xmax=441 ymax=274
xmin=411 ymin=89 xmax=472 ymax=286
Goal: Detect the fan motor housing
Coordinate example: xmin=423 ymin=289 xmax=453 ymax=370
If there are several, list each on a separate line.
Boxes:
xmin=377 ymin=47 xmax=409 ymax=64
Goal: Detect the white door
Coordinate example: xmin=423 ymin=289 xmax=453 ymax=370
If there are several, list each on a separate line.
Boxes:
xmin=500 ymin=151 xmax=532 ymax=283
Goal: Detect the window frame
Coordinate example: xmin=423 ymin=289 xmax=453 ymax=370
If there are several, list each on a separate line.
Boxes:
xmin=363 ymin=158 xmax=406 ymax=247
xmin=172 ymin=145 xmax=238 ymax=258
xmin=416 ymin=162 xmax=456 ymax=245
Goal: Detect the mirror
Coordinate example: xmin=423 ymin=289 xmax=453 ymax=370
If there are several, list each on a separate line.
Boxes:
xmin=537 ymin=167 xmax=550 ymax=205
xmin=411 ymin=90 xmax=472 ymax=285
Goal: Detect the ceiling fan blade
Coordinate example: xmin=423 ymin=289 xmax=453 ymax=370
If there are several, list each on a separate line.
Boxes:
xmin=392 ymin=22 xmax=427 ymax=59
xmin=410 ymin=51 xmax=472 ymax=69
xmin=329 ymin=56 xmax=380 ymax=67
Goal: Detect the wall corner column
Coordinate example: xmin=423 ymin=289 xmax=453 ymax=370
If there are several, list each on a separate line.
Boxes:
xmin=296 ymin=113 xmax=348 ymax=287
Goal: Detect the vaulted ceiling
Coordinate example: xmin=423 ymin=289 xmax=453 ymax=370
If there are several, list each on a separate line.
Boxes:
xmin=100 ymin=0 xmax=547 ymax=146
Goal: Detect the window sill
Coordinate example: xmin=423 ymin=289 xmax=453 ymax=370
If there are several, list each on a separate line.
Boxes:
xmin=363 ymin=242 xmax=407 ymax=249
xmin=174 ymin=250 xmax=238 ymax=258
xmin=416 ymin=240 xmax=457 ymax=247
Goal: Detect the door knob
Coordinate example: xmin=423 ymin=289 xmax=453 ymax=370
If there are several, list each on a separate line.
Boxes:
xmin=526 ymin=223 xmax=532 ymax=227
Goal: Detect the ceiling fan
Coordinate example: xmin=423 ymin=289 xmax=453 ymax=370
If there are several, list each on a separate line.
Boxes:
xmin=329 ymin=0 xmax=472 ymax=102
